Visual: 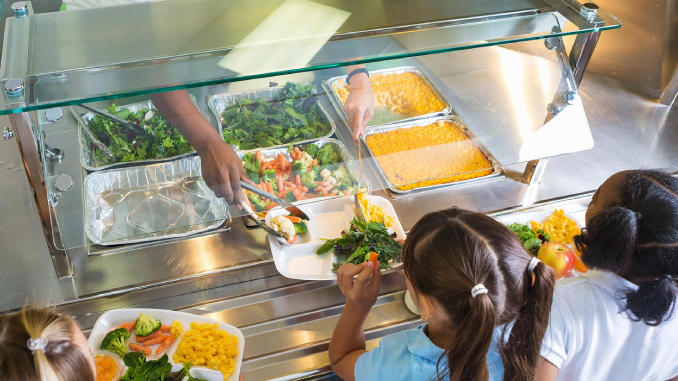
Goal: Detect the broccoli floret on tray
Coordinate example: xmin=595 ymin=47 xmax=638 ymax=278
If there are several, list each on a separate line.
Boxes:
xmin=100 ymin=328 xmax=130 ymax=356
xmin=134 ymin=313 xmax=162 ymax=337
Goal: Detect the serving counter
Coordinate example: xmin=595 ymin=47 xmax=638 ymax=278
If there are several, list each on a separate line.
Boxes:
xmin=2 ymin=0 xmax=676 ymax=379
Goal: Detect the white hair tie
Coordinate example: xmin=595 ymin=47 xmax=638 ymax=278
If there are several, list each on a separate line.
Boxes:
xmin=528 ymin=257 xmax=541 ymax=272
xmin=27 ymin=338 xmax=48 ymax=355
xmin=471 ymin=284 xmax=488 ymax=298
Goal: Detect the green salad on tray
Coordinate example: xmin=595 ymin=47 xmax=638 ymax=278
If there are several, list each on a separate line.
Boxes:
xmin=220 ymin=82 xmax=332 ymax=151
xmin=88 ymin=104 xmax=193 ymax=163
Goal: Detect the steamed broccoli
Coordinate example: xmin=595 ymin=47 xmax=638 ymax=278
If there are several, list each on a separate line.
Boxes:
xmin=316 ymin=145 xmax=339 ymax=165
xmin=332 ymin=167 xmax=353 ymax=189
xmin=100 ymin=328 xmax=130 ymax=356
xmin=303 ymin=145 xmax=319 ymax=158
xmin=261 ymin=169 xmax=278 ymax=192
xmin=285 ymin=191 xmax=296 ymax=202
xmin=291 ymin=160 xmax=306 ymax=176
xmin=301 ymin=170 xmax=317 ymax=189
xmin=247 ymin=171 xmax=260 ymax=184
xmin=294 ymin=221 xmax=307 ymax=235
xmin=134 ymin=313 xmax=162 ymax=337
xmin=248 ymin=193 xmax=271 ymax=212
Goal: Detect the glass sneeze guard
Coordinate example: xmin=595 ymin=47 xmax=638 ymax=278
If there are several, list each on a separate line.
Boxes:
xmin=0 ymin=0 xmax=620 ymax=115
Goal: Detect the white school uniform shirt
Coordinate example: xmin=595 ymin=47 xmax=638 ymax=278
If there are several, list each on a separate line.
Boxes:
xmin=540 ymin=270 xmax=678 ymax=381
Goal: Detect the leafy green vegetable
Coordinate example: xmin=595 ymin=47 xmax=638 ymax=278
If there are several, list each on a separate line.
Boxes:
xmin=220 ymin=82 xmax=331 ymax=150
xmin=88 ymin=105 xmax=193 ymax=164
xmin=317 ymin=217 xmax=402 ymax=272
xmin=316 ymin=144 xmax=339 ymax=165
xmin=120 ymin=353 xmax=207 ymax=381
xmin=507 ymin=223 xmax=551 ymax=256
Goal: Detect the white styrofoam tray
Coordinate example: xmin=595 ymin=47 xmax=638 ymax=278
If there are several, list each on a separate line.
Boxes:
xmin=87 ymin=308 xmax=244 ymax=381
xmin=265 ymin=195 xmax=406 ymax=280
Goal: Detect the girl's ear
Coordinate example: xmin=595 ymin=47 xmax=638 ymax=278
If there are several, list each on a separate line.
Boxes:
xmin=419 ymin=294 xmax=436 ymax=321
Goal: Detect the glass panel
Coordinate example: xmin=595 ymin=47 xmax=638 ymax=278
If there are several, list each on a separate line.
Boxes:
xmin=1 ymin=0 xmax=619 ymax=115
xmin=39 ymin=37 xmax=592 ymax=252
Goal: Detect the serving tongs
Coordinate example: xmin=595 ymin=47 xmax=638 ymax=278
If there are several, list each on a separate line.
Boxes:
xmin=78 ymin=104 xmax=153 ymax=138
xmin=240 ymin=199 xmax=289 ymax=247
xmin=241 ymin=182 xmax=310 ymax=221
xmin=68 ymin=106 xmax=116 ymax=161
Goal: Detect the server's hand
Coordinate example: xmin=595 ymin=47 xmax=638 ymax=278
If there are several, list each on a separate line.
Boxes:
xmin=195 ymin=137 xmax=249 ymax=207
xmin=343 ymin=73 xmax=374 ymax=145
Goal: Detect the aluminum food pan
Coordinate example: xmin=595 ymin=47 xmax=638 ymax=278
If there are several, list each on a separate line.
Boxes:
xmin=207 ymin=83 xmax=336 ymax=154
xmin=324 ymin=66 xmax=452 ymax=130
xmin=238 ymin=138 xmax=371 ymax=207
xmin=76 ymin=95 xmax=206 ymax=171
xmin=84 ymin=156 xmax=229 ymax=246
xmin=361 ymin=115 xmax=503 ymax=195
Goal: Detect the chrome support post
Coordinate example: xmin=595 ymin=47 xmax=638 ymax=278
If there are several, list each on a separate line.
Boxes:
xmin=660 ymin=62 xmax=678 ymax=107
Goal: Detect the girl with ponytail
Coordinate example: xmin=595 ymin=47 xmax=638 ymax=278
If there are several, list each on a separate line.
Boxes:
xmin=0 ymin=305 xmax=96 ymax=381
xmin=536 ymin=170 xmax=678 ymax=381
xmin=329 ymin=207 xmax=555 ymax=381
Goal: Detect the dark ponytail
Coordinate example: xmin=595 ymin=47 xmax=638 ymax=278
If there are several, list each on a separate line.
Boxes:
xmin=500 ymin=261 xmax=555 ymax=381
xmin=403 ymin=208 xmax=553 ymax=381
xmin=576 ymin=169 xmax=678 ymax=326
xmin=443 ymin=294 xmax=497 ymax=381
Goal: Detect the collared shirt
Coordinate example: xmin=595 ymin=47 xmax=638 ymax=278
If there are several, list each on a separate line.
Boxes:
xmin=540 ymin=270 xmax=678 ymax=381
xmin=355 ymin=324 xmax=507 ymax=381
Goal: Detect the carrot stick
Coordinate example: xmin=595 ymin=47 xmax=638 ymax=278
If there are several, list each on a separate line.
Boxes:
xmin=325 ymin=184 xmax=334 ymax=191
xmin=160 ymin=325 xmax=171 ymax=333
xmin=129 ymin=343 xmax=152 ymax=355
xmin=277 ymin=175 xmax=284 ymax=194
xmin=155 ymin=334 xmax=176 ymax=355
xmin=255 ymin=151 xmax=262 ymax=162
xmin=284 ymin=215 xmax=302 ymax=223
xmin=142 ymin=334 xmax=168 ymax=346
xmin=343 ymin=190 xmax=350 ymax=195
xmin=329 ymin=189 xmax=339 ymax=196
xmin=266 ymin=202 xmax=278 ymax=211
xmin=287 ymin=235 xmax=299 ymax=244
xmin=296 ymin=175 xmax=301 ymax=187
xmin=116 ymin=323 xmax=129 ymax=330
xmin=294 ymin=147 xmax=301 ymax=156
xmin=312 ymin=159 xmax=317 ymax=166
xmin=136 ymin=329 xmax=162 ymax=343
xmin=302 ymin=186 xmax=309 ymax=193
xmin=292 ymin=189 xmax=301 ymax=198
xmin=284 ymin=181 xmax=295 ymax=187
xmin=321 ymin=188 xmax=329 ymax=197
xmin=368 ymin=251 xmax=379 ymax=267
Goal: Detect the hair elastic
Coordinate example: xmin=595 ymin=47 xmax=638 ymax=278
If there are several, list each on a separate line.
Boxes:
xmin=27 ymin=337 xmax=48 ymax=355
xmin=471 ymin=284 xmax=488 ymax=298
xmin=528 ymin=257 xmax=541 ymax=272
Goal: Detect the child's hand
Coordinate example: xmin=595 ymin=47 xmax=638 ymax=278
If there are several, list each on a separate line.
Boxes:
xmin=337 ymin=261 xmax=381 ymax=313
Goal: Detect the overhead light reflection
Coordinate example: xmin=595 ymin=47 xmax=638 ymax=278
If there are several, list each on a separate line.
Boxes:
xmin=500 ymin=49 xmax=531 ymax=139
xmin=218 ymin=0 xmax=350 ymax=75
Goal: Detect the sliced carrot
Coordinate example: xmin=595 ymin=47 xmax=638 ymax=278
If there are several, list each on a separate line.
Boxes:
xmin=284 ymin=215 xmax=302 ymax=223
xmin=329 ymin=190 xmax=339 ymax=196
xmin=116 ymin=323 xmax=129 ymax=330
xmin=136 ymin=329 xmax=162 ymax=343
xmin=142 ymin=334 xmax=168 ymax=346
xmin=159 ymin=325 xmax=171 ymax=333
xmin=155 ymin=334 xmax=176 ymax=355
xmin=368 ymin=251 xmax=379 ymax=267
xmin=287 ymin=235 xmax=299 ymax=244
xmin=129 ymin=343 xmax=152 ymax=355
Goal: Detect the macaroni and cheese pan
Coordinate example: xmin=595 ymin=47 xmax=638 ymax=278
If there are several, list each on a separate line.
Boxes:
xmin=324 ymin=66 xmax=452 ymax=129
xmin=361 ymin=115 xmax=503 ymax=195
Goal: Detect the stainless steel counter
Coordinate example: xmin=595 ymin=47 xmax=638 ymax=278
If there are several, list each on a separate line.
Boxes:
xmin=1 ymin=55 xmax=677 ymax=379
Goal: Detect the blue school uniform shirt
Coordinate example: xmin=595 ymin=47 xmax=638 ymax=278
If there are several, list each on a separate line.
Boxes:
xmin=355 ymin=324 xmax=508 ymax=381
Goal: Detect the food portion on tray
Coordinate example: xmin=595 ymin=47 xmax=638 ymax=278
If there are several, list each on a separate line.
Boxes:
xmin=329 ymin=67 xmax=449 ymax=126
xmin=88 ymin=309 xmax=244 ymax=381
xmin=266 ymin=195 xmax=405 ymax=280
xmin=240 ymin=139 xmax=367 ymax=213
xmin=316 ymin=215 xmax=402 ymax=272
xmin=364 ymin=119 xmax=496 ymax=191
xmin=269 ymin=214 xmax=308 ymax=244
xmin=216 ymin=82 xmax=333 ymax=151
xmin=506 ymin=209 xmax=587 ymax=279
